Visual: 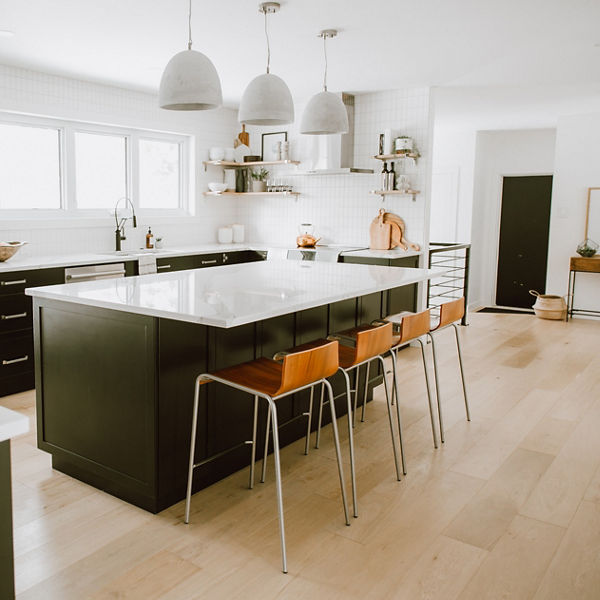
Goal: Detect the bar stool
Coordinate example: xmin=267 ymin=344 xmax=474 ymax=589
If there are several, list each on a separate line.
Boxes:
xmin=428 ymin=297 xmax=470 ymax=443
xmin=316 ymin=322 xmax=404 ymax=516
xmin=382 ymin=309 xmax=439 ymax=449
xmin=184 ymin=340 xmax=349 ymax=574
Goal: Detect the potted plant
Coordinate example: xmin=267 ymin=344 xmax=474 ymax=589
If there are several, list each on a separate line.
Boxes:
xmin=251 ymin=167 xmax=269 ymax=192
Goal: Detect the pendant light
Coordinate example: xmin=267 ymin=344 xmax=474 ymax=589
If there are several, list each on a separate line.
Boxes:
xmin=238 ymin=2 xmax=294 ymax=126
xmin=159 ymin=0 xmax=222 ymax=110
xmin=300 ymin=30 xmax=349 ymax=135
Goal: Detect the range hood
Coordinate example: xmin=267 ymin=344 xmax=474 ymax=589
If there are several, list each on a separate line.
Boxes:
xmin=296 ymin=93 xmax=374 ymax=175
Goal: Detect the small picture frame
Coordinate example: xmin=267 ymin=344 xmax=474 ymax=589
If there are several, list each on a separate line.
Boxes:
xmin=261 ymin=131 xmax=288 ymax=162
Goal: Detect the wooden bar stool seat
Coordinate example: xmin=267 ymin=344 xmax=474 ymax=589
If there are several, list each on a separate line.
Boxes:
xmin=427 ymin=297 xmax=471 ymax=443
xmin=184 ymin=340 xmax=350 ymax=574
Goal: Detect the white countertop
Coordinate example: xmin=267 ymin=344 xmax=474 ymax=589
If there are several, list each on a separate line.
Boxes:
xmin=0 ymin=243 xmax=260 ymax=273
xmin=0 ymin=406 xmax=29 ymax=442
xmin=0 ymin=243 xmax=424 ymax=273
xmin=343 ymin=248 xmax=423 ymax=260
xmin=26 ymin=260 xmax=437 ymax=328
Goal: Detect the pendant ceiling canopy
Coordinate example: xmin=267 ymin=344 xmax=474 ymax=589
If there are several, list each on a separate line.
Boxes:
xmin=159 ymin=0 xmax=222 ymax=111
xmin=238 ymin=2 xmax=294 ymax=126
xmin=300 ymin=30 xmax=348 ymax=135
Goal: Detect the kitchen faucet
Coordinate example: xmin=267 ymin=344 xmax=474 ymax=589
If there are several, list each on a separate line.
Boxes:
xmin=113 ymin=197 xmax=137 ymax=251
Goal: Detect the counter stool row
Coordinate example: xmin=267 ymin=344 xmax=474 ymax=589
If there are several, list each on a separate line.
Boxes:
xmin=184 ymin=297 xmax=470 ymax=573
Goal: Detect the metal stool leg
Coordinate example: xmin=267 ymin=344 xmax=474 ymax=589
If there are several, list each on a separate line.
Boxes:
xmin=323 ymin=379 xmax=350 ymax=526
xmin=341 ymin=369 xmax=358 ymax=518
xmin=265 ymin=398 xmax=287 ymax=574
xmin=416 ymin=339 xmax=438 ymax=448
xmin=315 ymin=383 xmax=325 ymax=449
xmin=380 ymin=355 xmax=402 ymax=480
xmin=361 ymin=361 xmax=370 ymax=422
xmin=249 ymin=395 xmax=259 ymax=489
xmin=428 ymin=332 xmax=445 ymax=443
xmin=353 ymin=366 xmax=361 ymax=427
xmin=261 ymin=404 xmax=272 ymax=483
xmin=386 ymin=352 xmax=406 ymax=476
xmin=185 ymin=376 xmax=203 ymax=524
xmin=304 ymin=386 xmax=314 ymax=455
xmin=452 ymin=324 xmax=471 ymax=422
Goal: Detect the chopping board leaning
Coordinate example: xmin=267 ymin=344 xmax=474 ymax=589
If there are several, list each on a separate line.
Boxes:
xmin=369 ymin=209 xmax=421 ymax=251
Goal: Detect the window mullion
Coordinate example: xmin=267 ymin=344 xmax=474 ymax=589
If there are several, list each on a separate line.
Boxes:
xmin=63 ymin=126 xmax=77 ymax=211
xmin=130 ymin=133 xmax=139 ymax=210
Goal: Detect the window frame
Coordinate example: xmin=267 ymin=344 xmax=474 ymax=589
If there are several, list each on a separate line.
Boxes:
xmin=0 ymin=112 xmax=191 ymax=219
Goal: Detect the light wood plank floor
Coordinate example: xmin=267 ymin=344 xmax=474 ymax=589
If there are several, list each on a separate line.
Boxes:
xmin=3 ymin=312 xmax=600 ymax=599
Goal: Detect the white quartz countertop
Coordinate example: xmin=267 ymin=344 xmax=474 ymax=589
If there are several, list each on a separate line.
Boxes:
xmin=0 ymin=243 xmax=261 ymax=273
xmin=26 ymin=260 xmax=438 ymax=329
xmin=342 ymin=248 xmax=423 ymax=260
xmin=0 ymin=406 xmax=29 ymax=442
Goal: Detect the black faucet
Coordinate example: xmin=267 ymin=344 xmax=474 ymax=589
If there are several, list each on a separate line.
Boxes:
xmin=114 ymin=197 xmax=137 ymax=251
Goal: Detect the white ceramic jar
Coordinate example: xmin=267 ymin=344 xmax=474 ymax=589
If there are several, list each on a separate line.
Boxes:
xmin=217 ymin=227 xmax=233 ymax=244
xmin=232 ymin=224 xmax=245 ymax=243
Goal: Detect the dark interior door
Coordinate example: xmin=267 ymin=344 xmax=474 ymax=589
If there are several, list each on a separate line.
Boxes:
xmin=496 ymin=175 xmax=553 ymax=308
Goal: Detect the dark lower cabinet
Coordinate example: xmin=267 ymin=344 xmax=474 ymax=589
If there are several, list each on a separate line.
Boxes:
xmin=0 ymin=440 xmax=15 ymax=600
xmin=33 ymin=283 xmax=399 ymax=513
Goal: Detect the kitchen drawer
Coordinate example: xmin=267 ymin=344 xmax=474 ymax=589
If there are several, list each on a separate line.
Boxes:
xmin=0 ymin=267 xmax=64 ymax=295
xmin=222 ymin=250 xmax=267 ymax=265
xmin=0 ymin=332 xmax=34 ymax=378
xmin=0 ymin=294 xmax=32 ymax=334
xmin=156 ymin=255 xmax=208 ymax=273
xmin=196 ymin=253 xmax=223 ymax=268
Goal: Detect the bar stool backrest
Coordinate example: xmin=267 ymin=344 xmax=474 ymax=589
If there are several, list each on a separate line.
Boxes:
xmin=354 ymin=322 xmax=393 ymax=365
xmin=277 ymin=341 xmax=339 ymax=396
xmin=434 ymin=297 xmax=465 ymax=330
xmin=398 ymin=309 xmax=431 ymax=344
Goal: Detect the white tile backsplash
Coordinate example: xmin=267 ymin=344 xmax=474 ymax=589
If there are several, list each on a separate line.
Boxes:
xmin=0 ymin=65 xmax=432 ymax=258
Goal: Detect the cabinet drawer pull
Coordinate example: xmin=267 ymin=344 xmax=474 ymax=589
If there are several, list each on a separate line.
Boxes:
xmin=1 ymin=279 xmax=27 ymax=286
xmin=66 ymin=269 xmax=126 ymax=280
xmin=1 ymin=312 xmax=27 ymax=320
xmin=157 ymin=264 xmax=171 ymax=270
xmin=201 ymin=259 xmax=217 ymax=265
xmin=2 ymin=355 xmax=29 ymax=365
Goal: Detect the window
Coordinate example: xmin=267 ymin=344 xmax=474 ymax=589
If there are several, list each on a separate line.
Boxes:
xmin=0 ymin=114 xmax=189 ymax=215
xmin=0 ymin=122 xmax=61 ymax=209
xmin=139 ymin=139 xmax=180 ymax=209
xmin=75 ymin=132 xmax=127 ymax=209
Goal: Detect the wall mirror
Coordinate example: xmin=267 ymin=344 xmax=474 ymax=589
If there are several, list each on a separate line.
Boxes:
xmin=585 ymin=187 xmax=600 ymax=242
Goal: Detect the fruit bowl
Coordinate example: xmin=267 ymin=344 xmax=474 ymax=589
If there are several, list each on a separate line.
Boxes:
xmin=208 ymin=182 xmax=228 ymax=193
xmin=0 ymin=241 xmax=27 ymax=262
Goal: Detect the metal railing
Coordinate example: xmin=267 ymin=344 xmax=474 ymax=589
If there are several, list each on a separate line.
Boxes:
xmin=427 ymin=242 xmax=471 ymax=326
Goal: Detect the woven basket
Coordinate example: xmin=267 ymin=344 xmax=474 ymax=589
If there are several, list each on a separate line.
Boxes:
xmin=529 ymin=290 xmax=567 ymax=320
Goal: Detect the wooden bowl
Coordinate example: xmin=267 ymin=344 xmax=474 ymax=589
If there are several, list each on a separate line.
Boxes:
xmin=0 ymin=241 xmax=27 ymax=262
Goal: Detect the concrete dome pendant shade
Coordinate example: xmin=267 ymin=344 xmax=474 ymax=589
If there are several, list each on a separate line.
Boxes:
xmin=238 ymin=2 xmax=294 ymax=126
xmin=159 ymin=0 xmax=222 ymax=110
xmin=239 ymin=72 xmax=294 ymax=125
xmin=301 ymin=30 xmax=348 ymax=135
xmin=159 ymin=49 xmax=222 ymax=110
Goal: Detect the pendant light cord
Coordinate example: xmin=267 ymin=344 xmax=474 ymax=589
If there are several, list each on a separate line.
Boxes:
xmin=264 ymin=9 xmax=271 ymax=74
xmin=322 ymin=34 xmax=328 ymax=91
xmin=187 ymin=0 xmax=193 ymax=50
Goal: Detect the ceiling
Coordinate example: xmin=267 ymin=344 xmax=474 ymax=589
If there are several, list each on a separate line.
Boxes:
xmin=1 ymin=0 xmax=600 ymax=107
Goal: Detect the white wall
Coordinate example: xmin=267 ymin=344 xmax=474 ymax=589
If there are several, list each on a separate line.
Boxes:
xmin=0 ymin=64 xmax=240 ymax=257
xmin=546 ymin=112 xmax=600 ymax=312
xmin=239 ymin=88 xmax=433 ymax=250
xmin=468 ymin=129 xmax=556 ymax=309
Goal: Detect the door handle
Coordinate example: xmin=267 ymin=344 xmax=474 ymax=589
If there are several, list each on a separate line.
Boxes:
xmin=157 ymin=264 xmax=171 ymax=270
xmin=1 ymin=279 xmax=27 ymax=286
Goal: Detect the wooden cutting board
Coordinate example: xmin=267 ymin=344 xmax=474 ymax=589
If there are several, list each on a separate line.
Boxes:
xmin=235 ymin=124 xmax=249 ymax=148
xmin=370 ymin=210 xmax=392 ymax=250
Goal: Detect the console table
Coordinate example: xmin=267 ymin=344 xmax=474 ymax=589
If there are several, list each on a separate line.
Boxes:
xmin=566 ymin=255 xmax=600 ymax=320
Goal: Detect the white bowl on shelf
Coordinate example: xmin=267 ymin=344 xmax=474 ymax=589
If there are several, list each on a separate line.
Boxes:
xmin=208 ymin=182 xmax=228 ymax=193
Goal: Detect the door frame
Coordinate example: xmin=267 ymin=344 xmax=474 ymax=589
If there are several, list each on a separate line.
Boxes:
xmin=486 ymin=172 xmax=554 ymax=308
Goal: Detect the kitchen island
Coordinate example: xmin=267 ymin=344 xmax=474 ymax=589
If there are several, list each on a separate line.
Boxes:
xmin=27 ymin=260 xmax=438 ymax=512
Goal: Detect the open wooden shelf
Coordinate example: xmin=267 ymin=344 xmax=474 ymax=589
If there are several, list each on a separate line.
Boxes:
xmin=203 ymin=190 xmax=300 ymax=197
xmin=203 ymin=159 xmax=300 ymax=169
xmin=373 ymin=153 xmax=419 ymax=161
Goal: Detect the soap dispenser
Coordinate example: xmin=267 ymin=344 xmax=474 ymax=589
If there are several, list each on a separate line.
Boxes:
xmin=146 ymin=227 xmax=154 ymax=249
